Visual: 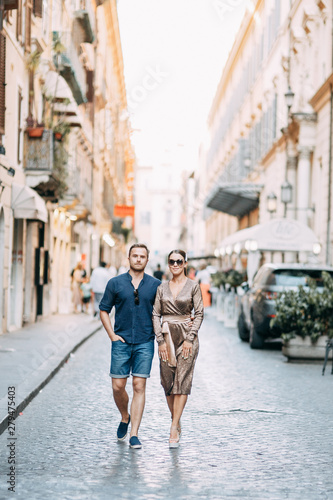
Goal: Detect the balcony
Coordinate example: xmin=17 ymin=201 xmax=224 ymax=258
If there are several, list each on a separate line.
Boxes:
xmin=53 ymin=31 xmax=87 ymax=106
xmin=24 ymin=129 xmax=66 ymax=202
xmin=74 ymin=0 xmax=95 ymax=43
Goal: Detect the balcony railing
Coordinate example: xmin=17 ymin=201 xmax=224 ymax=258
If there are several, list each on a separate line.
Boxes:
xmin=74 ymin=0 xmax=95 ymax=43
xmin=25 ymin=129 xmax=53 ymax=172
xmin=53 ymin=31 xmax=87 ymax=106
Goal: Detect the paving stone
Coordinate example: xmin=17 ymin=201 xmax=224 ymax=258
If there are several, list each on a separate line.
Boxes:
xmin=0 ymin=309 xmax=333 ymax=499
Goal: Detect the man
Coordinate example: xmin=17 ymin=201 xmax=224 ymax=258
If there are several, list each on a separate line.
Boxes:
xmin=153 ymin=264 xmax=164 ymax=281
xmin=99 ymin=244 xmax=160 ymax=449
xmin=90 ymin=262 xmax=110 ymax=318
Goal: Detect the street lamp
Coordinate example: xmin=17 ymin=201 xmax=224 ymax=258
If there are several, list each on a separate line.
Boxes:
xmin=284 ymin=86 xmax=295 ymax=117
xmin=0 ymin=162 xmax=15 ymax=177
xmin=267 ymin=192 xmax=277 ymax=215
xmin=281 ymin=180 xmax=293 ymax=216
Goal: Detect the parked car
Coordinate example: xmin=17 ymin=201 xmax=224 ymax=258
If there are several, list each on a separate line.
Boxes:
xmin=237 ymin=263 xmax=333 ymax=349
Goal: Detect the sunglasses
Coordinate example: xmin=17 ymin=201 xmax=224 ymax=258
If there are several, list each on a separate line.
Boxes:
xmin=133 ymin=289 xmax=139 ymax=305
xmin=168 ymin=259 xmax=184 ymax=266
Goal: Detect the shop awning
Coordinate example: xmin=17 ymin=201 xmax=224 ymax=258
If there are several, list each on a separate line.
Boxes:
xmin=220 ymin=218 xmax=321 ymax=254
xmin=12 ymin=184 xmax=48 ymax=223
xmin=206 ymin=183 xmax=263 ymax=217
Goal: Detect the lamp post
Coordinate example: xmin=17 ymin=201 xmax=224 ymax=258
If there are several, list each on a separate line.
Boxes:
xmin=281 ymin=180 xmax=293 ymax=217
xmin=267 ymin=192 xmax=277 ymax=217
xmin=284 ymin=86 xmax=295 ymax=119
xmin=282 ymin=86 xmax=295 ymax=217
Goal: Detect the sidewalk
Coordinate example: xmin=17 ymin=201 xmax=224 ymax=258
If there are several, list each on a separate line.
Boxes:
xmin=0 ymin=313 xmax=102 ymax=435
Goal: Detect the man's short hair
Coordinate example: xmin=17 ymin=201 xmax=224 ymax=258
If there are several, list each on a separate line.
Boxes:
xmin=100 ymin=262 xmax=107 ymax=267
xmin=128 ymin=243 xmax=150 ymax=258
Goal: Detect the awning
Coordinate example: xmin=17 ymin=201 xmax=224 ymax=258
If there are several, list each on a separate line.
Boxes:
xmin=12 ymin=183 xmax=48 ymax=223
xmin=44 ymin=71 xmax=81 ymax=117
xmin=220 ymin=218 xmax=321 ymax=254
xmin=206 ymin=183 xmax=263 ymax=217
xmin=44 ymin=71 xmax=75 ymax=103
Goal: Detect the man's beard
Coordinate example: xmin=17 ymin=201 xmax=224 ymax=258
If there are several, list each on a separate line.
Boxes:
xmin=130 ymin=263 xmax=146 ymax=272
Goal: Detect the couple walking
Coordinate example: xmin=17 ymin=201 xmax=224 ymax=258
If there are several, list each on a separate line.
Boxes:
xmin=100 ymin=243 xmax=204 ymax=449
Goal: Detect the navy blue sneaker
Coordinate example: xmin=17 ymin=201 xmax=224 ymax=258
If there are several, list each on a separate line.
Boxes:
xmin=129 ymin=436 xmax=142 ymax=449
xmin=117 ymin=415 xmax=130 ymax=441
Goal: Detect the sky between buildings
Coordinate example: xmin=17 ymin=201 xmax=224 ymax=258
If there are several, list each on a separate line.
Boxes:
xmin=117 ymin=0 xmax=250 ymax=173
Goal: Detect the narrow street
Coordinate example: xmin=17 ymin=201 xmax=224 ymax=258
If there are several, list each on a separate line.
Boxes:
xmin=1 ymin=311 xmax=333 ymax=499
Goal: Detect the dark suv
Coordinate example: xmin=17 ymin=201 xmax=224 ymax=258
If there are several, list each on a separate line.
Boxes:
xmin=237 ymin=263 xmax=333 ymax=349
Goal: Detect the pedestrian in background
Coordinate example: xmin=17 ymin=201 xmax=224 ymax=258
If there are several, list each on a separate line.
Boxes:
xmin=71 ymin=262 xmax=84 ymax=313
xmin=90 ymin=262 xmax=110 ymax=318
xmin=153 ymin=264 xmax=164 ymax=281
xmin=152 ymin=249 xmax=204 ymax=448
xmin=80 ymin=276 xmax=92 ymax=314
xmin=107 ymin=262 xmax=117 ymax=279
xmin=196 ymin=263 xmax=212 ymax=307
xmin=99 ymin=244 xmax=161 ymax=449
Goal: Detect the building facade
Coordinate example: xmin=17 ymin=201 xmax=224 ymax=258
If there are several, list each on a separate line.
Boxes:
xmin=0 ymin=0 xmax=133 ymax=330
xmin=201 ymin=0 xmax=332 ymax=272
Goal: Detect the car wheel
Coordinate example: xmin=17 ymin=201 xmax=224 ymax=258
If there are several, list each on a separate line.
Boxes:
xmin=237 ymin=309 xmax=249 ymax=341
xmin=249 ymin=321 xmax=265 ymax=349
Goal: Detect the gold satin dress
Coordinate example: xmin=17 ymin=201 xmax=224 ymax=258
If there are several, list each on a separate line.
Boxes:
xmin=152 ymin=279 xmax=204 ymax=395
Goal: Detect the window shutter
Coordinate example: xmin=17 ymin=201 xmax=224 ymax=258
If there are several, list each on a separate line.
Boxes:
xmin=0 ymin=0 xmax=4 ymax=31
xmin=86 ymin=70 xmax=93 ymax=103
xmin=16 ymin=0 xmax=22 ymax=40
xmin=4 ymin=0 xmax=18 ymax=9
xmin=25 ymin=0 xmax=32 ymax=52
xmin=0 ymin=33 xmax=6 ymax=135
xmin=33 ymin=0 xmax=42 ymax=18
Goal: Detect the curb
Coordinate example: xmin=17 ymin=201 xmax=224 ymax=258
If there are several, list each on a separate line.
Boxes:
xmin=0 ymin=325 xmax=102 ymax=436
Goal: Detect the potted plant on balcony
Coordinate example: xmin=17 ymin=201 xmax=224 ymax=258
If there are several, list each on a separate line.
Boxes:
xmin=52 ymin=120 xmax=71 ymax=142
xmin=270 ymin=272 xmax=333 ymax=359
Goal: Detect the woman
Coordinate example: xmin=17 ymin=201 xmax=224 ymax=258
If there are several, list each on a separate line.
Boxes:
xmin=152 ymin=250 xmax=204 ymax=448
xmin=72 ymin=262 xmax=84 ymax=313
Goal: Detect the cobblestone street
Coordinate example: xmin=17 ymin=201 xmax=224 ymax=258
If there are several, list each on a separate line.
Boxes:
xmin=1 ymin=310 xmax=333 ymax=499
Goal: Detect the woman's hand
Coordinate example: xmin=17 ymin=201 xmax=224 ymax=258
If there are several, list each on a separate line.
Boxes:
xmin=182 ymin=340 xmax=192 ymax=360
xmin=159 ymin=342 xmax=168 ymax=362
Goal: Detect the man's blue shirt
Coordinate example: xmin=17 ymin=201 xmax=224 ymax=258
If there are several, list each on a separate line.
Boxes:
xmin=99 ymin=271 xmax=161 ymax=344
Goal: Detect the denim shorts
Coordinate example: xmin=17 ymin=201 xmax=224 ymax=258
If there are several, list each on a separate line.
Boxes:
xmin=110 ymin=340 xmax=155 ymax=379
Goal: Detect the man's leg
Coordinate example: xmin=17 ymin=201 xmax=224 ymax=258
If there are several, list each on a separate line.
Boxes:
xmin=129 ymin=340 xmax=154 ymax=441
xmin=112 ymin=378 xmax=130 ymax=422
xmin=130 ymin=377 xmax=147 ymax=437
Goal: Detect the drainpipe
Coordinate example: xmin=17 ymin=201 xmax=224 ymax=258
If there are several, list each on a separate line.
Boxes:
xmin=325 ymin=2 xmax=333 ymax=265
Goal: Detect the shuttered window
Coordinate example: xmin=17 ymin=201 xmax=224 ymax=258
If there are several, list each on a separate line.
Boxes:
xmin=33 ymin=0 xmax=42 ymax=18
xmin=0 ymin=0 xmax=4 ymax=31
xmin=5 ymin=0 xmax=18 ymax=9
xmin=16 ymin=0 xmax=22 ymax=40
xmin=17 ymin=87 xmax=22 ymax=163
xmin=25 ymin=0 xmax=32 ymax=52
xmin=0 ymin=33 xmax=6 ymax=135
xmin=86 ymin=70 xmax=93 ymax=103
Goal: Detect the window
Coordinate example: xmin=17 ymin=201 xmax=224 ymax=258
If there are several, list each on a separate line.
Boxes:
xmin=33 ymin=0 xmax=42 ymax=17
xmin=17 ymin=87 xmax=22 ymax=163
xmin=0 ymin=33 xmax=6 ymax=136
xmin=24 ymin=0 xmax=32 ymax=52
xmin=140 ymin=211 xmax=151 ymax=225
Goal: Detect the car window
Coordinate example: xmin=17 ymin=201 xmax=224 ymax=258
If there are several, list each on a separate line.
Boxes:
xmin=268 ymin=270 xmax=333 ymax=287
xmin=253 ymin=268 xmax=272 ymax=286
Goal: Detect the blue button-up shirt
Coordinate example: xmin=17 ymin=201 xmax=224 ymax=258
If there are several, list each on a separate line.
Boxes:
xmin=99 ymin=271 xmax=161 ymax=344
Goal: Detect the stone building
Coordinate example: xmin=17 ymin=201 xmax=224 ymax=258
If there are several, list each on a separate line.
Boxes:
xmin=200 ymin=0 xmax=332 ymax=273
xmin=0 ymin=0 xmax=133 ymax=330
